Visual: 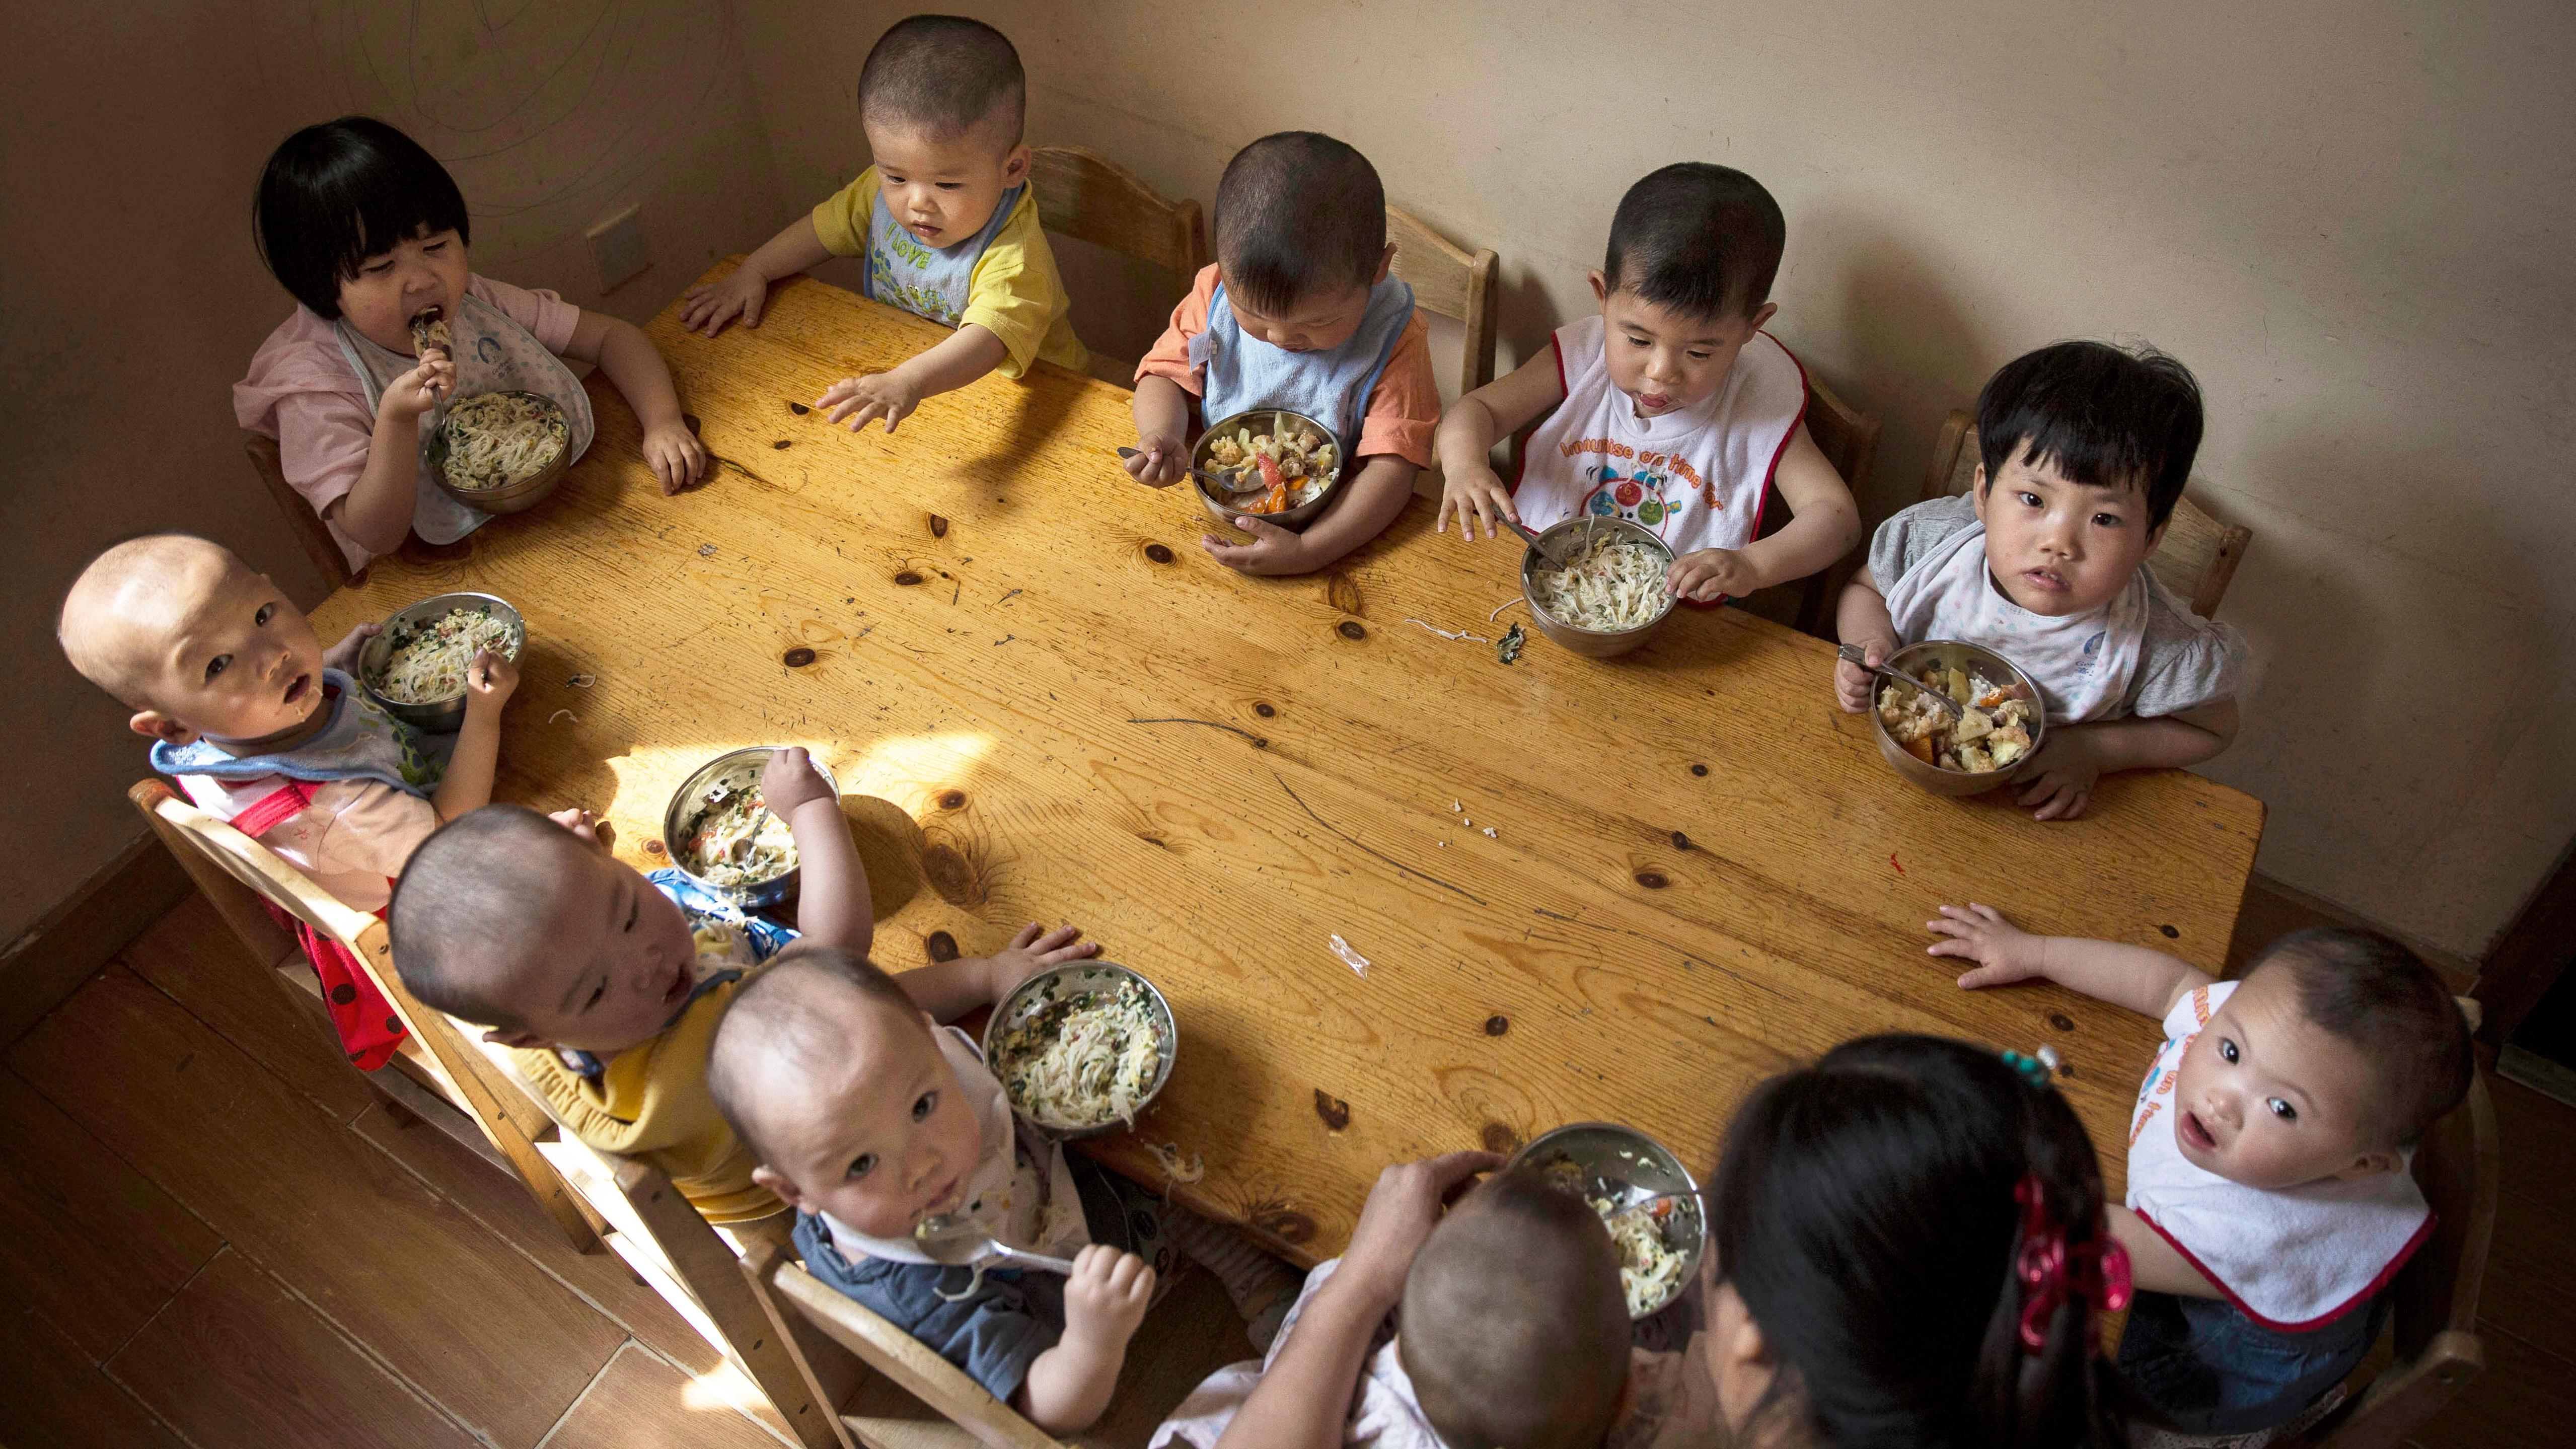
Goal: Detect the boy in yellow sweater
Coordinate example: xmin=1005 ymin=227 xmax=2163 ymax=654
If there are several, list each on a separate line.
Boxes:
xmin=678 ymin=14 xmax=1083 ymax=432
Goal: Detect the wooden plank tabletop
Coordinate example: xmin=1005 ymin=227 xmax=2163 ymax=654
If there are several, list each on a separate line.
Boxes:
xmin=313 ymin=259 xmax=2264 ymax=1263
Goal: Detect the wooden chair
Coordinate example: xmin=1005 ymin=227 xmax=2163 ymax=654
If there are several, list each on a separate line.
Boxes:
xmin=1921 ymin=410 xmax=2252 ymax=619
xmin=1028 ymin=146 xmax=1209 ymax=389
xmin=243 ymin=431 xmax=355 ymax=591
xmin=1386 ymin=204 xmax=1500 ymax=399
xmin=2278 ymin=1072 xmax=2500 ymax=1448
xmin=129 ymin=779 xmax=851 ymax=1447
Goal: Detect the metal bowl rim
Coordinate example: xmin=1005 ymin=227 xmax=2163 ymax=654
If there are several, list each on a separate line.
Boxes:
xmin=1867 ymin=638 xmax=2052 ymax=778
xmin=1506 ymin=1120 xmax=1707 ymax=1318
xmin=1518 ymin=517 xmax=1681 ymax=638
xmin=1191 ymin=406 xmax=1348 ymax=526
xmin=659 ymin=746 xmax=842 ymax=900
xmin=981 ymin=959 xmax=1179 ymax=1140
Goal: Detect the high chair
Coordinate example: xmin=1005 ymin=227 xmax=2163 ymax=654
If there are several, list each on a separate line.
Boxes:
xmin=243 ymin=431 xmax=357 ymax=591
xmin=1922 ymin=411 xmax=2252 ymax=619
xmin=127 ymin=780 xmax=850 ymax=1447
xmin=1028 ymin=145 xmax=1209 ymax=389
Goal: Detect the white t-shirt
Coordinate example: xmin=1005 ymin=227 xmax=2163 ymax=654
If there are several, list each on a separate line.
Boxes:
xmin=823 ymin=1025 xmax=1086 ymax=1265
xmin=1512 ymin=314 xmax=1807 ymax=576
xmin=2126 ymin=982 xmax=2432 ymax=1329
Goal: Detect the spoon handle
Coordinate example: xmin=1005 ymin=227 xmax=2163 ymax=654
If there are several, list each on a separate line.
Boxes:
xmin=1837 ymin=644 xmax=1961 ymax=717
xmin=983 ymin=1247 xmax=1078 ymax=1275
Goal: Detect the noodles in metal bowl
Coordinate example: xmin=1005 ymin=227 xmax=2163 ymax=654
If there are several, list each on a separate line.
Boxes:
xmin=659 ymin=747 xmax=840 ymax=907
xmin=438 ymin=391 xmax=569 ymax=492
xmin=1518 ymin=518 xmax=1679 ymax=659
xmin=356 ymin=592 xmax=525 ymax=733
xmin=1508 ymin=1121 xmax=1706 ymax=1319
xmin=983 ymin=963 xmax=1177 ymax=1137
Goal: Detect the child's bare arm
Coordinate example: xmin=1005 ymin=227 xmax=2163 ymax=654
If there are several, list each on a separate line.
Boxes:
xmin=890 ymin=922 xmax=1100 ymax=1022
xmin=1702 ymin=425 xmax=1861 ymax=593
xmin=2011 ymin=699 xmax=2239 ymax=822
xmin=818 ymin=324 xmax=1008 ymax=435
xmin=1833 ymin=566 xmax=1901 ymax=712
xmin=1015 ymin=1245 xmax=1152 ymax=1432
xmin=1926 ymin=903 xmax=2211 ymax=1018
xmin=565 ymin=312 xmax=709 ymax=494
xmin=678 ymin=216 xmax=834 ymax=336
xmin=1125 ymin=375 xmax=1196 ymax=487
xmin=332 ymin=350 xmax=458 ymax=556
xmin=1205 ymin=453 xmax=1415 ymax=576
xmin=1433 ymin=351 xmax=1567 ymax=541
xmin=2107 ymin=1206 xmax=2224 ymax=1297
xmin=759 ymin=748 xmax=871 ymax=955
xmin=430 ymin=651 xmax=519 ymax=821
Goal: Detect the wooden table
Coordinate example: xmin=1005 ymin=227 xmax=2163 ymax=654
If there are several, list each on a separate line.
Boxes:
xmin=315 ymin=260 xmax=2265 ymax=1262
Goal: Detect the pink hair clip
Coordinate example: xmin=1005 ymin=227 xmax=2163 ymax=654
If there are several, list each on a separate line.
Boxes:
xmin=2012 ymin=1174 xmax=2134 ymax=1352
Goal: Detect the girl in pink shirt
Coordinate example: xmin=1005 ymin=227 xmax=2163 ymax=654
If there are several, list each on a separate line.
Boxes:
xmin=234 ymin=118 xmax=708 ymax=573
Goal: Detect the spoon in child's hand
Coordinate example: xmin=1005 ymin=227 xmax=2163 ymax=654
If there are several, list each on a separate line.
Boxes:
xmin=912 ymin=1213 xmax=1076 ymax=1275
xmin=1837 ymin=643 xmax=1962 ymax=718
xmin=1113 ymin=447 xmax=1260 ymax=494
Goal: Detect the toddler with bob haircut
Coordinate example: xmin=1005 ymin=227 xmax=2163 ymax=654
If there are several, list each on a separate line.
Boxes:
xmin=1437 ymin=164 xmax=1860 ymax=608
xmin=1928 ymin=907 xmax=2476 ymax=1434
xmin=1835 ymin=340 xmax=2247 ymax=820
xmin=682 ymin=14 xmax=1085 ymax=431
xmin=389 ymin=768 xmax=1099 ymax=1228
xmin=58 ymin=533 xmax=514 ymax=1068
xmin=1124 ymin=131 xmax=1443 ymax=577
xmin=237 ymin=117 xmax=706 ymax=574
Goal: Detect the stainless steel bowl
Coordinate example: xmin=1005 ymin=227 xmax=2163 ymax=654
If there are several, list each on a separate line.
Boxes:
xmin=1867 ymin=639 xmax=2051 ymax=798
xmin=1519 ymin=517 xmax=1680 ymax=659
xmin=426 ymin=390 xmax=573 ymax=515
xmin=1192 ymin=407 xmax=1345 ymax=535
xmin=983 ymin=961 xmax=1179 ymax=1140
xmin=1509 ymin=1121 xmax=1707 ymax=1319
xmin=356 ymin=592 xmax=525 ymax=735
xmin=661 ymin=747 xmax=842 ymax=909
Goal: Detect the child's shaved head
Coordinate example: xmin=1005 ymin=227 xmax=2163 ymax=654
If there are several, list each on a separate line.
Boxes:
xmin=1215 ymin=132 xmax=1388 ymax=315
xmin=1398 ymin=1169 xmax=1632 ymax=1449
xmin=858 ymin=14 xmax=1026 ymax=146
xmin=58 ymin=533 xmax=245 ymax=707
xmin=706 ymin=948 xmax=923 ymax=1166
xmin=390 ymin=804 xmax=598 ymax=1032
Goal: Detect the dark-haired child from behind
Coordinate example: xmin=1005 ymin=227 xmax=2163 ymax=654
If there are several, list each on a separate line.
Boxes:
xmin=237 ymin=117 xmax=706 ymax=574
xmin=1124 ymin=131 xmax=1443 ymax=576
xmin=1436 ymin=164 xmax=1860 ymax=607
xmin=1834 ymin=341 xmax=2246 ymax=820
xmin=680 ymin=15 xmax=1085 ymax=431
xmin=1927 ymin=907 xmax=2476 ymax=1435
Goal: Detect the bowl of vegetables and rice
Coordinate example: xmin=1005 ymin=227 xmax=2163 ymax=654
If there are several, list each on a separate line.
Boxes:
xmin=1190 ymin=408 xmax=1346 ymax=535
xmin=1518 ymin=517 xmax=1679 ymax=659
xmin=661 ymin=747 xmax=839 ymax=909
xmin=426 ymin=389 xmax=572 ymax=514
xmin=1867 ymin=640 xmax=2050 ymax=798
xmin=356 ymin=592 xmax=526 ymax=733
xmin=983 ymin=961 xmax=1177 ymax=1140
xmin=1510 ymin=1121 xmax=1706 ymax=1320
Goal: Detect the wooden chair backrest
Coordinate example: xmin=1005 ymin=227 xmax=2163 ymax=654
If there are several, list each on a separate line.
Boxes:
xmin=1919 ymin=411 xmax=2251 ymax=619
xmin=243 ymin=431 xmax=355 ymax=591
xmin=745 ymin=1244 xmax=1063 ymax=1449
xmin=1029 ymin=145 xmax=1205 ymax=388
xmin=1385 ymin=204 xmax=1499 ymax=395
xmin=2286 ymin=1073 xmax=2499 ymax=1449
xmin=126 ymin=779 xmax=600 ymax=1251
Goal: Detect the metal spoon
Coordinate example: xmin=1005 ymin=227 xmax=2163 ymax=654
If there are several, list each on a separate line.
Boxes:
xmin=912 ymin=1213 xmax=1077 ymax=1275
xmin=1838 ymin=643 xmax=1962 ymax=719
xmin=1507 ymin=516 xmax=1583 ymax=567
xmin=1112 ymin=447 xmax=1261 ymax=495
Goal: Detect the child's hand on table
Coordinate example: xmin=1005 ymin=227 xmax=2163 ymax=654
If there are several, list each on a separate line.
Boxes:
xmin=462 ymin=650 xmax=520 ymax=713
xmin=977 ymin=922 xmax=1101 ymax=1003
xmin=640 ymin=418 xmax=709 ymax=494
xmin=1436 ymin=460 xmax=1518 ymax=541
xmin=678 ymin=268 xmax=772 ymax=337
xmin=819 ymin=372 xmax=919 ymax=433
xmin=1202 ymin=515 xmax=1312 ymax=575
xmin=1833 ymin=636 xmax=1896 ymax=713
xmin=1667 ymin=546 xmax=1762 ymax=603
xmin=1925 ymin=903 xmax=2050 ymax=989
xmin=548 ymin=807 xmax=617 ymax=854
xmin=320 ymin=622 xmax=379 ymax=674
xmin=1123 ymin=432 xmax=1188 ymax=488
xmin=2012 ymin=734 xmax=2101 ymax=821
xmin=758 ymin=746 xmax=836 ymax=818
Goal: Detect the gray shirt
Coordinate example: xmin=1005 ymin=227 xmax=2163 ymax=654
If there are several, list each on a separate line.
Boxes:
xmin=1868 ymin=493 xmax=2246 ymax=719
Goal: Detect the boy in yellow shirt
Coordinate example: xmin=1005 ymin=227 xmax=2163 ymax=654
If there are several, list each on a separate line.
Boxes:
xmin=679 ymin=14 xmax=1083 ymax=431
xmin=388 ymin=748 xmax=1100 ymax=1229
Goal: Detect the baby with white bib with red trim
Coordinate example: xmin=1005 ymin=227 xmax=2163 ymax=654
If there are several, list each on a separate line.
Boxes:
xmin=1922 ymin=904 xmax=2476 ymax=1437
xmin=1436 ymin=164 xmax=1859 ymax=607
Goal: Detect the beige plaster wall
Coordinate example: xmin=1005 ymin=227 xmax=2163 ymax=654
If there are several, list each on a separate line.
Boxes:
xmin=731 ymin=0 xmax=2575 ymax=957
xmin=1 ymin=2 xmax=785 ymax=949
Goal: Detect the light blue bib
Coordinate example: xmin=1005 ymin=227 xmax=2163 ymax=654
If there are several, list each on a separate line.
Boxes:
xmin=863 ymin=183 xmax=1024 ymax=327
xmin=1189 ymin=277 xmax=1415 ymax=451
xmin=151 ymin=669 xmax=439 ymax=794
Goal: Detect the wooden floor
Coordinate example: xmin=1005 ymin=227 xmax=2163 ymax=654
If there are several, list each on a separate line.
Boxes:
xmin=2 ymin=888 xmax=2569 ymax=1446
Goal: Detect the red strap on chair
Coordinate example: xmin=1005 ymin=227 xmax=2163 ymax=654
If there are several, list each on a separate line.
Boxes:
xmin=261 ymin=898 xmax=406 ymax=1070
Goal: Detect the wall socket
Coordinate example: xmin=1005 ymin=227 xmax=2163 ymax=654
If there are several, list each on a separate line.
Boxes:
xmin=585 ymin=205 xmax=650 ymax=292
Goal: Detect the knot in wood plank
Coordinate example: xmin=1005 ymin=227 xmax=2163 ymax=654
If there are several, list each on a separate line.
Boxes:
xmin=782 ymin=648 xmax=816 ymax=668
xmin=1337 ymin=621 xmax=1366 ymax=641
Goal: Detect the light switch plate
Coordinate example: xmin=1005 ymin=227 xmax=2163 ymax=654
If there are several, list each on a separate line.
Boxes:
xmin=586 ymin=205 xmax=649 ymax=292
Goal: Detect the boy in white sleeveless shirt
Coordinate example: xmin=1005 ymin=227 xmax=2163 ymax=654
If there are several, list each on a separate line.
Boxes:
xmin=681 ymin=16 xmax=1085 ymax=430
xmin=1124 ymin=132 xmax=1444 ymax=576
xmin=1436 ymin=164 xmax=1859 ymax=607
xmin=1926 ymin=907 xmax=2473 ymax=1436
xmin=1835 ymin=342 xmax=2246 ymax=820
